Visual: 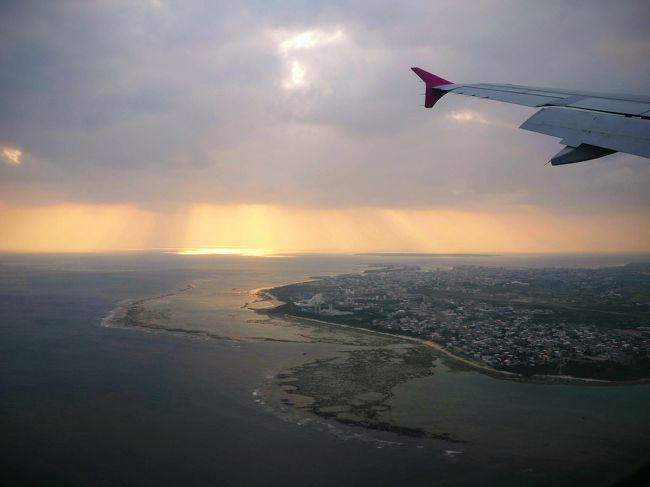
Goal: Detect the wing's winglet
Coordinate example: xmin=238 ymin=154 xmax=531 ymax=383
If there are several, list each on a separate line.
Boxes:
xmin=411 ymin=67 xmax=452 ymax=108
xmin=411 ymin=67 xmax=452 ymax=87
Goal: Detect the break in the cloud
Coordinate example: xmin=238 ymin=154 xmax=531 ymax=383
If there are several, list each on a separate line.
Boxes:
xmin=0 ymin=0 xmax=648 ymax=251
xmin=278 ymin=28 xmax=345 ymax=89
xmin=1 ymin=146 xmax=22 ymax=165
xmin=446 ymin=111 xmax=488 ymax=125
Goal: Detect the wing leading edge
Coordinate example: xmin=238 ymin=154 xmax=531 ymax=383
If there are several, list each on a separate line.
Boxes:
xmin=411 ymin=67 xmax=650 ymax=165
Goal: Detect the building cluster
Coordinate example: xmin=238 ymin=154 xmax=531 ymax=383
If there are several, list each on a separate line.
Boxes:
xmin=282 ymin=264 xmax=650 ymax=370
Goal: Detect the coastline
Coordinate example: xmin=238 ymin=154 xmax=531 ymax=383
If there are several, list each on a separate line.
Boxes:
xmin=254 ymin=288 xmax=650 ymax=387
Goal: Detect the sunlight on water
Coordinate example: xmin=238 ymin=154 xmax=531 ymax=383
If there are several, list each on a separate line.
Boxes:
xmin=173 ymin=248 xmax=277 ymax=257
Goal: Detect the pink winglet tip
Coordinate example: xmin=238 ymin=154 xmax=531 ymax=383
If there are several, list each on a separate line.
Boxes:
xmin=411 ymin=67 xmax=452 ymax=87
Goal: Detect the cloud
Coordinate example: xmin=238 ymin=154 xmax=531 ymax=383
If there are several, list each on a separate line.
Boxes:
xmin=0 ymin=0 xmax=648 ymax=220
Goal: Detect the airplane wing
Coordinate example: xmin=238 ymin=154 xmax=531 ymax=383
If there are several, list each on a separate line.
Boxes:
xmin=411 ymin=67 xmax=650 ymax=165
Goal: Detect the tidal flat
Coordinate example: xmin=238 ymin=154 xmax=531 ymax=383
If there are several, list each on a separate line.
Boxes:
xmin=275 ymin=344 xmax=468 ymax=442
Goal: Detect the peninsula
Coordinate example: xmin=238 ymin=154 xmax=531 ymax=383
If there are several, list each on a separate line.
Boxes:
xmin=260 ymin=263 xmax=650 ymax=384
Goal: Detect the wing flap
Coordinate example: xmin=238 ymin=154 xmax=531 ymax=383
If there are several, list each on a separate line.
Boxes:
xmin=548 ymin=144 xmax=616 ymax=166
xmin=564 ymin=98 xmax=650 ymax=117
xmin=520 ymin=108 xmax=650 ymax=160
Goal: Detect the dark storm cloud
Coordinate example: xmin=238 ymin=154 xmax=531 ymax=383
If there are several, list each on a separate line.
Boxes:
xmin=0 ymin=0 xmax=649 ymax=212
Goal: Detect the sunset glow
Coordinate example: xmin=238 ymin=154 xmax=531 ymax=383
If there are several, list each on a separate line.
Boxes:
xmin=1 ymin=203 xmax=648 ymax=254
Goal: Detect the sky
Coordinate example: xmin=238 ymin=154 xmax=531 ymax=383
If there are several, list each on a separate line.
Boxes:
xmin=1 ymin=0 xmax=649 ymax=253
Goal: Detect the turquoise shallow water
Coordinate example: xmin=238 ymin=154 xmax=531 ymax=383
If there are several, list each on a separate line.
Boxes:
xmin=1 ymin=252 xmax=649 ymax=486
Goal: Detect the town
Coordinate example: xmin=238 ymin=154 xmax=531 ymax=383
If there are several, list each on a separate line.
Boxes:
xmin=270 ymin=263 xmax=650 ymax=380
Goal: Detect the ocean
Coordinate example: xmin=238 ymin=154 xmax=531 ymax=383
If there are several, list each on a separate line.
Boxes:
xmin=1 ymin=252 xmax=649 ymax=486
